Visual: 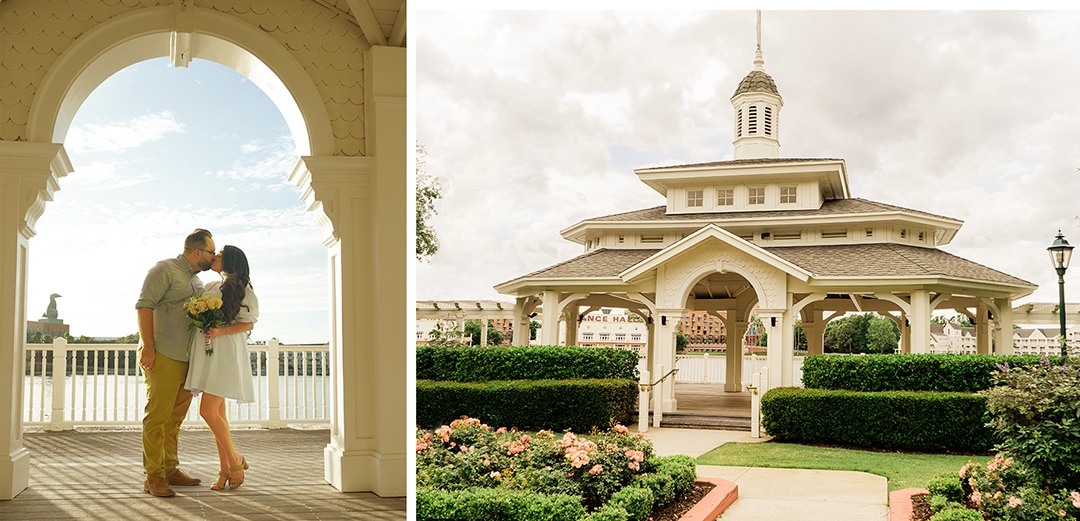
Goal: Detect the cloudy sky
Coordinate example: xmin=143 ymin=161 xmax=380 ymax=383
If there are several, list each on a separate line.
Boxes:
xmin=414 ymin=8 xmax=1080 ymax=320
xmin=27 ymin=58 xmax=329 ymax=343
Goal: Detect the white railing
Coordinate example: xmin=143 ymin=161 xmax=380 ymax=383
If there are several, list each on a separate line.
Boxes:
xmin=674 ymin=353 xmax=804 ymax=387
xmin=22 ymin=339 xmax=331 ymax=430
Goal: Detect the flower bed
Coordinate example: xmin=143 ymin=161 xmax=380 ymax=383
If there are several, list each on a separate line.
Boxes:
xmin=416 ymin=417 xmax=698 ymax=521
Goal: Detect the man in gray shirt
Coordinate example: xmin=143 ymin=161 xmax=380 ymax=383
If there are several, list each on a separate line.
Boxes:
xmin=136 ymin=228 xmax=215 ymax=497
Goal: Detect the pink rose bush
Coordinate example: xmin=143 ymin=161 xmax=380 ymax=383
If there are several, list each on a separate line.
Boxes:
xmin=955 ymin=454 xmax=1080 ymax=520
xmin=416 ymin=417 xmax=657 ymax=511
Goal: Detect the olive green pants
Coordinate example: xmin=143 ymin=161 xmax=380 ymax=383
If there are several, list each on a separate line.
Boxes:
xmin=141 ymin=352 xmax=192 ymax=478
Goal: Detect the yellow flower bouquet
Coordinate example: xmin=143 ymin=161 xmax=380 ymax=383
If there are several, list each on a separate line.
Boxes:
xmin=184 ymin=293 xmax=225 ymax=355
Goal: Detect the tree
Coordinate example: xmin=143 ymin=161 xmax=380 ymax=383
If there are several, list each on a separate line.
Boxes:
xmin=676 ymin=331 xmax=689 ymax=353
xmin=825 ymin=313 xmax=900 ymax=354
xmin=415 ymin=143 xmax=441 ymax=261
xmin=865 ymin=316 xmax=901 ymax=353
xmin=464 ymin=320 xmax=504 ymax=346
xmin=427 ymin=319 xmax=467 ymax=347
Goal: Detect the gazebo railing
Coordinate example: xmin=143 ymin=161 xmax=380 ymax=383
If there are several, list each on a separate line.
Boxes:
xmin=22 ymin=339 xmax=331 ymax=430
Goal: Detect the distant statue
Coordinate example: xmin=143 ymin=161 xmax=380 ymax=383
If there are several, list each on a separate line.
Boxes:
xmin=42 ymin=293 xmax=61 ymax=321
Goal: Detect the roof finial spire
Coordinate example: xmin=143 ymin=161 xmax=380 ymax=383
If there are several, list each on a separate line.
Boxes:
xmin=753 ymin=10 xmax=765 ymax=71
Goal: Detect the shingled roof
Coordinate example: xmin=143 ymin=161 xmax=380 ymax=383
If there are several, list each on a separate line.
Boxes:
xmin=499 ymin=243 xmax=1034 ymax=288
xmin=635 ymin=157 xmax=841 ymax=171
xmin=577 ymin=198 xmax=961 ymax=225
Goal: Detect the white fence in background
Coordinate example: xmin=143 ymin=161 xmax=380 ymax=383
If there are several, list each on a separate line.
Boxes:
xmin=674 ymin=353 xmax=804 ymax=387
xmin=22 ymin=339 xmax=331 ymax=430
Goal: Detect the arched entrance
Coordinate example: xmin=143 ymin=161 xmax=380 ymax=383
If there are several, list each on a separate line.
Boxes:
xmin=1 ymin=2 xmax=406 ymax=499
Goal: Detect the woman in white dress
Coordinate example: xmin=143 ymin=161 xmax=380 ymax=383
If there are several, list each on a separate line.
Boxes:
xmin=185 ymin=245 xmax=258 ymax=490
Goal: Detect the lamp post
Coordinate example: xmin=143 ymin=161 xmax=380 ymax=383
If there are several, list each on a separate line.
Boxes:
xmin=1047 ymin=230 xmax=1074 ymax=360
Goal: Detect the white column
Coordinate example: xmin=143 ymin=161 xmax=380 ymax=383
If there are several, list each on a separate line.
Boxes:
xmin=0 ymin=141 xmax=71 ymax=500
xmin=975 ymin=301 xmax=991 ymax=355
xmin=802 ymin=307 xmax=824 ymax=356
xmin=653 ymin=308 xmax=681 ymax=412
xmin=564 ymin=309 xmax=579 ymax=348
xmin=994 ymin=298 xmax=1015 ymax=355
xmin=725 ymin=316 xmax=746 ymax=392
xmin=289 ymin=47 xmax=405 ymax=497
xmin=762 ymin=312 xmax=784 ymax=388
xmin=540 ymin=290 xmax=561 ymax=346
xmin=479 ymin=316 xmax=488 ymax=346
xmin=909 ymin=290 xmax=932 ymax=354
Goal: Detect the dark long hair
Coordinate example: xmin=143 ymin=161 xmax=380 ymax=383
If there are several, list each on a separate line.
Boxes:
xmin=220 ymin=245 xmax=252 ymax=323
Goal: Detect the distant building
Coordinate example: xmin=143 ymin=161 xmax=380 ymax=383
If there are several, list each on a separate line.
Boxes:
xmin=27 ymin=293 xmax=69 ymax=339
xmin=26 ymin=320 xmax=69 ymax=339
xmin=1012 ymin=326 xmax=1080 ymax=356
xmin=929 ymin=322 xmax=1079 ymax=355
xmin=929 ymin=323 xmax=976 ymax=354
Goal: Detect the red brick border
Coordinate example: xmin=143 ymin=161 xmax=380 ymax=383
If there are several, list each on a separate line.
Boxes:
xmin=889 ymin=488 xmax=928 ymax=521
xmin=678 ymin=478 xmax=739 ymax=521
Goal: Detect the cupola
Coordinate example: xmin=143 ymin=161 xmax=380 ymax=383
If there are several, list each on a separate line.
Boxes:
xmin=731 ymin=12 xmax=782 ymax=159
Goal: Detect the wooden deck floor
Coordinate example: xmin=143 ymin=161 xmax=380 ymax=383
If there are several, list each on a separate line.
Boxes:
xmin=1 ymin=427 xmax=406 ymax=520
xmin=649 ymin=383 xmax=753 ymax=430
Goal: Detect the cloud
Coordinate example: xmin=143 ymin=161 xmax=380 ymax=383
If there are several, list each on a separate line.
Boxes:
xmin=63 ymin=160 xmax=156 ymax=190
xmin=207 ymin=135 xmax=298 ymax=190
xmin=64 ymin=111 xmax=187 ymax=153
xmin=416 ymin=10 xmax=1080 ymax=311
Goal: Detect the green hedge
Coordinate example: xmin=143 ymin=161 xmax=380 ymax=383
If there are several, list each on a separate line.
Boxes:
xmin=760 ymin=387 xmax=993 ymax=453
xmin=801 ymin=354 xmax=1055 ymax=392
xmin=416 ymin=455 xmax=697 ymax=521
xmin=416 ymin=487 xmax=586 ymax=521
xmin=417 ymin=345 xmax=639 ymax=382
xmin=416 ymin=379 xmax=638 ymax=432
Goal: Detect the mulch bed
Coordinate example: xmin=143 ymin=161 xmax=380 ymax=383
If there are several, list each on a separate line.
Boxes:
xmin=911 ymin=493 xmax=933 ymax=521
xmin=647 ymin=482 xmax=717 ymax=521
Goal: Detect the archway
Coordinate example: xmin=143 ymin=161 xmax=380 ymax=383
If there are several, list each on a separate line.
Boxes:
xmin=1 ymin=2 xmax=405 ymax=499
xmin=667 ymin=270 xmax=761 ymax=429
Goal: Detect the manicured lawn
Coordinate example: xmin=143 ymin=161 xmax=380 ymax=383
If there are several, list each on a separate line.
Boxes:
xmin=696 ymin=441 xmax=985 ymax=492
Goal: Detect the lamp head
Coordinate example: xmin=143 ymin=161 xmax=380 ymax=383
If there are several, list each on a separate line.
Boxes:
xmin=1048 ymin=230 xmax=1074 ymax=272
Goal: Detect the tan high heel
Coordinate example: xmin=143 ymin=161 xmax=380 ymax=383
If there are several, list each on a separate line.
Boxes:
xmin=228 ymin=456 xmax=248 ymax=490
xmin=210 ymin=471 xmax=230 ymax=491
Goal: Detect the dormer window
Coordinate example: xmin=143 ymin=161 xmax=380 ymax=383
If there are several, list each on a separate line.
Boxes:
xmin=748 ymin=187 xmax=765 ymax=205
xmin=686 ymin=189 xmax=704 ymax=208
xmin=779 ymin=185 xmax=797 ymax=204
xmin=717 ymin=188 xmax=734 ymax=206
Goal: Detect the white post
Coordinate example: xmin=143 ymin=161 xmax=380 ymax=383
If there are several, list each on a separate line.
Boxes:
xmin=638 ymin=364 xmax=650 ymax=433
xmin=750 ymin=372 xmax=761 ymax=438
xmin=48 ymin=338 xmax=69 ymax=431
xmin=652 ymin=363 xmax=664 ymax=428
xmin=702 ymin=353 xmax=710 ymax=383
xmin=267 ymin=339 xmax=282 ymax=429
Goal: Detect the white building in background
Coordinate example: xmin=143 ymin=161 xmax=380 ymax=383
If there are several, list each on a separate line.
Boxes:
xmin=1012 ymin=326 xmax=1080 ymax=356
xmin=929 ymin=323 xmax=976 ymax=354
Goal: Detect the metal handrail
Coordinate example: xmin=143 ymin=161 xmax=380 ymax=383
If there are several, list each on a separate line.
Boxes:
xmin=638 ymin=367 xmax=678 ymax=392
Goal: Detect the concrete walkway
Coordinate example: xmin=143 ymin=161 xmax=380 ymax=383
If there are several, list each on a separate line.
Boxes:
xmin=639 ymin=427 xmax=890 ymax=521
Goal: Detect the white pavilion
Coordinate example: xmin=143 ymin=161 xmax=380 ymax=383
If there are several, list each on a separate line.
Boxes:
xmin=494 ymin=19 xmax=1036 ymax=413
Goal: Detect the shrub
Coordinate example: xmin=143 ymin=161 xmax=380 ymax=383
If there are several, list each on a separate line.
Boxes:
xmin=417 ymin=345 xmax=639 ymax=381
xmin=417 ymin=418 xmax=659 ymax=512
xmin=929 ymin=506 xmax=984 ymax=521
xmin=605 ymin=486 xmax=654 ymax=521
xmin=958 ymin=454 xmax=1080 ymax=521
xmin=801 ymin=354 xmax=1053 ymax=392
xmin=927 ymin=473 xmax=965 ymax=503
xmin=981 ymin=357 xmax=1080 ymax=491
xmin=760 ymin=387 xmax=993 ymax=452
xmin=416 ymin=378 xmax=638 ymax=432
xmin=415 ymin=487 xmax=585 ymax=521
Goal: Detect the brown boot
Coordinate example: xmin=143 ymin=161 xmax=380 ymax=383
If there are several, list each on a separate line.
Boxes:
xmin=143 ymin=475 xmax=176 ymax=497
xmin=166 ymin=467 xmax=202 ymax=486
